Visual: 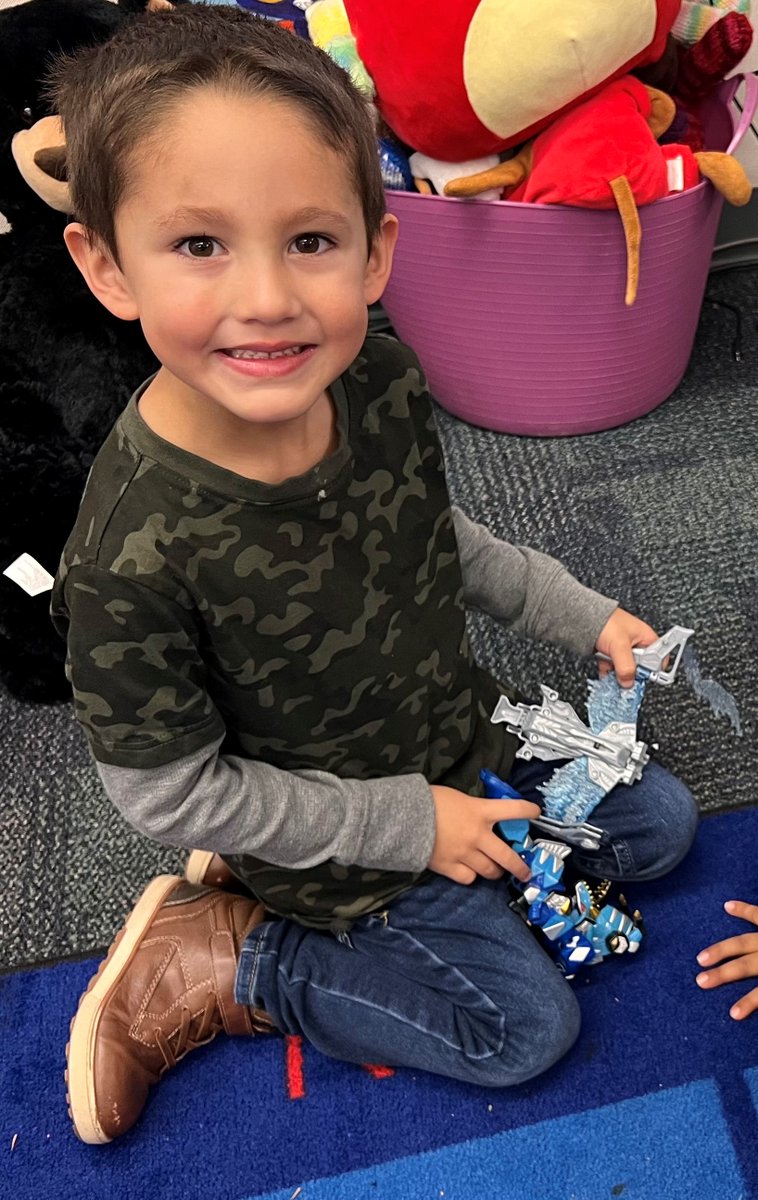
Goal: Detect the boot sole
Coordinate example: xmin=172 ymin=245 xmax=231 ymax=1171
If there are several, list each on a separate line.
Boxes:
xmin=65 ymin=875 xmax=181 ymax=1145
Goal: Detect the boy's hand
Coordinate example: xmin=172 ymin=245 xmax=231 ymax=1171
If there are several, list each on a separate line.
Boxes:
xmin=428 ymin=785 xmax=540 ymax=885
xmin=595 ymin=607 xmax=660 ymax=688
xmin=696 ymin=900 xmax=758 ymax=1020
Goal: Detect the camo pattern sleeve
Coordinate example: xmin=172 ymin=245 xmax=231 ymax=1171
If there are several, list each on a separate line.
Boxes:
xmin=52 ymin=563 xmax=225 ymax=765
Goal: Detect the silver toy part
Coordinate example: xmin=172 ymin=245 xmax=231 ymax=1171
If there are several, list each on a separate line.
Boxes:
xmin=491 ymin=686 xmax=650 ymax=789
xmin=531 ymin=839 xmax=573 ymax=862
xmin=530 ymin=815 xmax=604 ymax=852
xmin=595 ymin=624 xmax=694 ymax=685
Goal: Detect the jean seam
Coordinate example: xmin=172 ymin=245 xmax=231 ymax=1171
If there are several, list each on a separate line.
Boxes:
xmin=276 ymin=968 xmax=507 ymax=1062
xmin=281 ymin=920 xmax=506 ymax=1062
xmin=236 ymin=922 xmax=271 ymax=1005
xmin=611 ymin=836 xmax=635 ymax=876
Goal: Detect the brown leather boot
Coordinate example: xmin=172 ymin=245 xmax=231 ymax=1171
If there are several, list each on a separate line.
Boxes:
xmin=65 ymin=875 xmax=274 ymax=1144
xmin=184 ymin=849 xmax=249 ymax=893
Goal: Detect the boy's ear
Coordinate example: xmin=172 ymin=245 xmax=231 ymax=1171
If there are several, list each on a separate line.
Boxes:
xmin=364 ymin=212 xmax=399 ymax=306
xmin=63 ymin=223 xmax=140 ymax=321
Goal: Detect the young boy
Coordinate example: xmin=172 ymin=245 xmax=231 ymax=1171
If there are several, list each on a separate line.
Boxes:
xmin=50 ymin=4 xmax=698 ymax=1145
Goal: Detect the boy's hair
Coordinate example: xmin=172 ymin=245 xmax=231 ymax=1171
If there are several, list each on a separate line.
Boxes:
xmin=50 ymin=3 xmax=386 ymax=260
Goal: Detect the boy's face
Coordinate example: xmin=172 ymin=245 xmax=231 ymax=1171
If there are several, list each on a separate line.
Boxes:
xmin=69 ymin=88 xmax=396 ymax=434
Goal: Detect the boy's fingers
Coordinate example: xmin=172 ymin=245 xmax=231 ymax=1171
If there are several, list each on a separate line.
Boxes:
xmin=724 ymin=899 xmax=758 ymax=925
xmin=613 ymin=647 xmax=637 ymax=688
xmin=696 ymin=952 xmax=758 ymax=988
xmin=697 ymin=933 xmax=758 ymax=966
xmin=480 ymin=831 xmax=531 ymax=881
xmin=485 ymin=799 xmax=541 ymax=824
xmin=730 ymin=985 xmax=758 ymax=1021
xmin=465 ymin=849 xmax=505 ymax=881
xmin=444 ymin=862 xmax=477 ymax=886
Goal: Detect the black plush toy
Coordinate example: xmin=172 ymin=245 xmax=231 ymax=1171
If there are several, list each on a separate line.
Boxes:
xmin=0 ymin=0 xmax=168 ymax=702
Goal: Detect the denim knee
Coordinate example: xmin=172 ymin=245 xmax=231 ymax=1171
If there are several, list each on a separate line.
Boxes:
xmin=465 ymin=972 xmax=581 ymax=1089
xmin=631 ymin=766 xmax=699 ymax=880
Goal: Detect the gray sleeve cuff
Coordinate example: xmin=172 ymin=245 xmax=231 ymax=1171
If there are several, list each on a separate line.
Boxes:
xmin=97 ymin=740 xmax=436 ymax=874
xmin=452 ymin=505 xmax=618 ymax=657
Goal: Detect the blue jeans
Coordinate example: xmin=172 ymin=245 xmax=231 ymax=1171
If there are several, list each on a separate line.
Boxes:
xmin=235 ymin=760 xmax=698 ymax=1087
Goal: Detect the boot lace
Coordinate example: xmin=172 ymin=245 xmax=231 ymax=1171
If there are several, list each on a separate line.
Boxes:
xmin=154 ymin=991 xmax=221 ymax=1071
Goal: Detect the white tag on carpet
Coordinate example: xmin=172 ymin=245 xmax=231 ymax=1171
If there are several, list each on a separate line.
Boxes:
xmin=3 ymin=553 xmax=55 ymax=596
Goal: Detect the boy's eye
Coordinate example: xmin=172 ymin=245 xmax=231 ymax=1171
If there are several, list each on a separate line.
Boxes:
xmin=176 ymin=236 xmax=221 ymax=258
xmin=292 ymin=234 xmax=333 ymax=255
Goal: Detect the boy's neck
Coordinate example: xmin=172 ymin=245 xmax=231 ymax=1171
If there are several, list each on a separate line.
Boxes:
xmin=137 ymin=369 xmax=339 ymax=485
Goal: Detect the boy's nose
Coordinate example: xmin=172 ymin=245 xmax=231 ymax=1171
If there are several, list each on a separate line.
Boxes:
xmin=230 ymin=257 xmax=302 ymax=325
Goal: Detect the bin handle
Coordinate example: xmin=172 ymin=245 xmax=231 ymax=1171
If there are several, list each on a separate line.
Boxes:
xmin=727 ymin=72 xmax=758 ymax=154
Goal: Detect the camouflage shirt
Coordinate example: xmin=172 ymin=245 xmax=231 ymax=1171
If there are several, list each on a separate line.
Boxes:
xmin=51 ymin=337 xmax=520 ymax=927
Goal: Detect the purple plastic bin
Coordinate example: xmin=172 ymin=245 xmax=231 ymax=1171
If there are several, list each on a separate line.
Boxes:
xmin=381 ymin=76 xmax=758 ymax=436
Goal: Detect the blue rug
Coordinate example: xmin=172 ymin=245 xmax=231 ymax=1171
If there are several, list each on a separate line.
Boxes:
xmin=3 ymin=808 xmax=758 ymax=1200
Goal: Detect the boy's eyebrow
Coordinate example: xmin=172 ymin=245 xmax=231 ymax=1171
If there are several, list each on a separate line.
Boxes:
xmin=155 ymin=206 xmax=230 ymax=230
xmin=154 ymin=206 xmax=354 ymax=231
xmin=286 ymin=206 xmax=353 ymax=230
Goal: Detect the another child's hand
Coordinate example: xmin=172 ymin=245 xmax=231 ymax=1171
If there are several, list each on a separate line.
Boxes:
xmin=696 ymin=900 xmax=758 ymax=1020
xmin=428 ymin=785 xmax=540 ymax=885
xmin=595 ymin=607 xmax=660 ymax=688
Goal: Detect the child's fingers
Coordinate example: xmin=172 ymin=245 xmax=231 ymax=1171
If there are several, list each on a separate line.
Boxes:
xmin=729 ymin=984 xmax=758 ymax=1021
xmin=438 ymin=861 xmax=477 ymax=886
xmin=698 ymin=932 xmax=758 ymax=966
xmin=479 ymin=830 xmax=531 ymax=882
xmin=696 ymin=950 xmax=758 ymax=989
xmin=724 ymin=899 xmax=758 ymax=925
xmin=484 ymin=799 xmax=541 ymax=824
xmin=464 ymin=849 xmax=506 ymax=881
xmin=612 ymin=647 xmax=638 ymax=688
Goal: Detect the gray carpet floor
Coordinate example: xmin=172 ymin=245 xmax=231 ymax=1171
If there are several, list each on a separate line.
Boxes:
xmin=2 ymin=265 xmax=757 ymax=971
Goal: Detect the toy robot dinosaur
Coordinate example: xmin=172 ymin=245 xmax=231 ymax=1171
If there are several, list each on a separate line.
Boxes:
xmin=480 ymin=782 xmax=644 ymax=977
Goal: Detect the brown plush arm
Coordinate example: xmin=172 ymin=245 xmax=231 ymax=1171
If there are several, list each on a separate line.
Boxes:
xmin=444 ymin=145 xmax=534 ymax=198
xmin=695 ymin=151 xmax=753 ymax=206
xmin=643 ymin=85 xmax=677 ymax=139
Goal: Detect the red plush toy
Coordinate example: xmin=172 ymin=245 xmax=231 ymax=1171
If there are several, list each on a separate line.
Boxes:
xmin=343 ymin=0 xmax=681 ymax=161
xmin=506 ymin=77 xmax=694 ymax=207
xmin=444 ymin=75 xmax=752 ymax=305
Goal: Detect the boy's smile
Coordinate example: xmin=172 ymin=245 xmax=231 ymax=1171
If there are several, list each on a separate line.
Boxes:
xmin=218 ymin=341 xmax=318 ymax=379
xmin=68 ymin=88 xmax=396 ymax=482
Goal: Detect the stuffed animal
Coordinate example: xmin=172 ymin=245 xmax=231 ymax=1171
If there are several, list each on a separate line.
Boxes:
xmin=675 ymin=12 xmax=754 ymax=150
xmin=0 ymin=0 xmax=166 ymax=702
xmin=340 ymin=0 xmax=682 ymax=162
xmin=235 ymin=0 xmax=310 ymax=38
xmin=443 ymin=76 xmax=753 ymax=305
xmin=636 ymin=13 xmax=754 ymax=151
xmin=305 ymin=0 xmax=373 ymax=96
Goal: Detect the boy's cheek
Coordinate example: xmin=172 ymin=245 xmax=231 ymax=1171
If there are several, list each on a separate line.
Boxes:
xmin=144 ymin=301 xmax=215 ymax=345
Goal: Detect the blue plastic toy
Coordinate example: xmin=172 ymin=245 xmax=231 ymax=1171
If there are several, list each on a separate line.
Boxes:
xmin=481 ymin=767 xmax=644 ymax=977
xmin=379 ymin=138 xmax=415 ymax=191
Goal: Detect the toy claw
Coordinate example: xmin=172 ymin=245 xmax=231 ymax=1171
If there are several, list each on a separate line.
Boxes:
xmin=594 ymin=623 xmax=694 ymax=685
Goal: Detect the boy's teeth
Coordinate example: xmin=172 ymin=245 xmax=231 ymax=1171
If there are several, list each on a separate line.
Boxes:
xmin=228 ymin=346 xmax=303 ymax=360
